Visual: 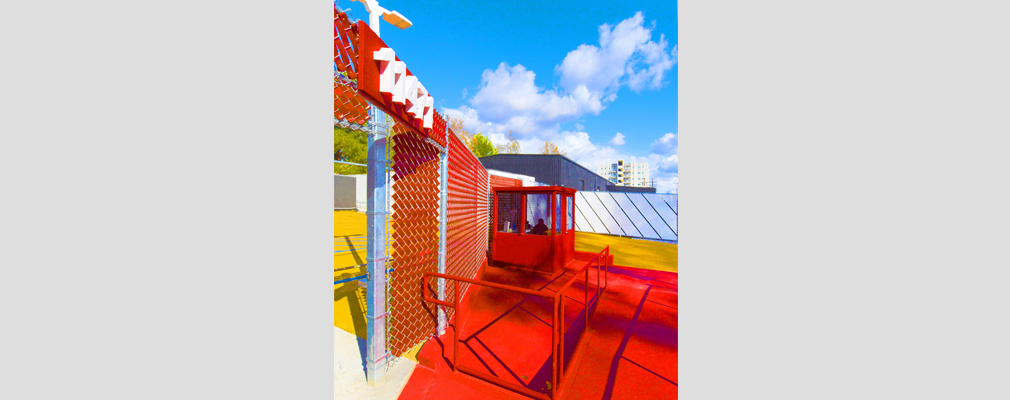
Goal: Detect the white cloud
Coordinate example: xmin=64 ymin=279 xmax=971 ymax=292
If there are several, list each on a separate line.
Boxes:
xmin=608 ymin=132 xmax=626 ymax=146
xmin=655 ymin=153 xmax=678 ymax=173
xmin=650 ymin=132 xmax=677 ymax=154
xmin=443 ymin=12 xmax=676 ymax=141
xmin=455 ymin=63 xmax=605 ymax=137
xmin=436 ymin=12 xmax=678 ymax=194
xmin=557 ymin=12 xmax=677 ymax=95
xmin=441 ymin=105 xmax=492 ymax=134
xmin=654 ymin=176 xmax=678 ymax=194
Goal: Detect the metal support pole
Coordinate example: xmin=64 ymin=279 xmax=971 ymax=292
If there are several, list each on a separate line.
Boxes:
xmin=365 ymin=106 xmax=389 ymax=385
xmin=585 ymin=267 xmax=590 ymax=332
xmin=436 ymin=130 xmax=449 ymax=335
xmin=452 ymin=279 xmax=459 ymax=370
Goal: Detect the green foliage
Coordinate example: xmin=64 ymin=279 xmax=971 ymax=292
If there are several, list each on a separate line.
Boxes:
xmin=470 ymin=132 xmax=498 ymax=158
xmin=334 ymin=126 xmax=367 ymax=175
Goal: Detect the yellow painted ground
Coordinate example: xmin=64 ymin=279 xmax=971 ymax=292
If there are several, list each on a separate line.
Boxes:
xmin=574 ymin=232 xmax=678 ymax=273
xmin=333 ymin=210 xmax=398 ymax=348
xmin=335 ymin=210 xmax=367 ymax=339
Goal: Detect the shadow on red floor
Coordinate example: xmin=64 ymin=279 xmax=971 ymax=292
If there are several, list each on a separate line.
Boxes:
xmin=398 ymin=263 xmax=678 ymax=400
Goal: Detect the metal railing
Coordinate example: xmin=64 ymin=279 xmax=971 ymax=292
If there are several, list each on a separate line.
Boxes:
xmin=421 ymin=246 xmax=610 ymax=400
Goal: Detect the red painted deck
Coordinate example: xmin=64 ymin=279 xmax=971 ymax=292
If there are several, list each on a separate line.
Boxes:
xmin=399 ymin=262 xmax=678 ymax=400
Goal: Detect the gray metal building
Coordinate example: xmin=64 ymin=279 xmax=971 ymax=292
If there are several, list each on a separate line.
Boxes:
xmin=478 ymin=154 xmax=656 ymax=193
xmin=606 ymin=185 xmax=656 ymax=193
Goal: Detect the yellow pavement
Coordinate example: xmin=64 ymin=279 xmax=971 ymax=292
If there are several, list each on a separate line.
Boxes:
xmin=574 ymin=232 xmax=678 ymax=273
xmin=334 ymin=211 xmax=367 ymax=339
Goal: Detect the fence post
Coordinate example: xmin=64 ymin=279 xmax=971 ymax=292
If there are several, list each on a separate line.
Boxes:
xmin=437 ymin=128 xmax=449 ymax=336
xmin=365 ymin=105 xmax=389 ymax=385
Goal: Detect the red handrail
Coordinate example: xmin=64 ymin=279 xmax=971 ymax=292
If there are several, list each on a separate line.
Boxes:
xmin=421 ymin=245 xmax=610 ymax=400
xmin=553 ymin=246 xmax=609 ymax=393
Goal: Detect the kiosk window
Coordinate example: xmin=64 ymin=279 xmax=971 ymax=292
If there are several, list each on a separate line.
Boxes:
xmin=525 ymin=194 xmax=551 ymax=235
xmin=566 ymin=196 xmax=573 ymax=231
xmin=556 ymin=193 xmax=562 ymax=233
xmin=497 ymin=192 xmax=521 ymax=233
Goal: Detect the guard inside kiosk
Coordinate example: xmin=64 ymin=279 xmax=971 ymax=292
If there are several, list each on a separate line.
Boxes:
xmin=491 ymin=186 xmax=576 ymax=275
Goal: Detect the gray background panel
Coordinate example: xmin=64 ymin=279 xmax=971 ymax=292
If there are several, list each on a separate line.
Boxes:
xmin=571 ymin=191 xmax=678 ymax=242
xmin=610 ymin=192 xmax=659 ymax=238
xmin=579 ymin=191 xmax=626 ymax=236
xmin=597 ymin=192 xmax=643 ymax=237
xmin=646 ymin=195 xmax=679 ymax=238
xmin=574 ymin=192 xmax=610 ymax=234
xmin=626 ymin=193 xmax=678 ymax=241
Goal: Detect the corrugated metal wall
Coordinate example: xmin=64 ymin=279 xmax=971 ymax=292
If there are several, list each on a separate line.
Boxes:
xmin=479 ymin=155 xmax=611 ymax=191
xmin=479 ymin=155 xmax=658 ymax=193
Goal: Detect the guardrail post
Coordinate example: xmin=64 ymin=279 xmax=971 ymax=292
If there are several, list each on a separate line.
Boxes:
xmin=596 ymin=256 xmax=601 ymax=314
xmin=365 ymin=105 xmax=389 ymax=385
xmin=560 ymin=297 xmax=565 ymax=385
xmin=552 ymin=295 xmax=559 ymax=400
xmin=604 ymin=247 xmax=609 ymax=288
xmin=453 ymin=279 xmax=459 ymax=371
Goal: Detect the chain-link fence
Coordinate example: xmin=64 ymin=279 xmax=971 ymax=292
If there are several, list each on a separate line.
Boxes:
xmin=386 ymin=122 xmax=441 ymax=358
xmin=335 ymin=4 xmax=494 ymax=367
xmin=444 ymin=132 xmax=490 ymax=322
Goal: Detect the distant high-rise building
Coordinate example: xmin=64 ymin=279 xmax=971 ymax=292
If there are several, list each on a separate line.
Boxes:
xmin=597 ymin=159 xmax=651 ymax=187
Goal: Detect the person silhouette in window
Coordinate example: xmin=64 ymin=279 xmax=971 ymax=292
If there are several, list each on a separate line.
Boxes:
xmin=530 ymin=218 xmax=549 ymax=235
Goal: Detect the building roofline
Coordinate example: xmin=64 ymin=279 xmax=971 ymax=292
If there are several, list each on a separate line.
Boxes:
xmin=492 ymin=185 xmax=577 ymax=194
xmin=479 ymin=153 xmax=612 ymax=182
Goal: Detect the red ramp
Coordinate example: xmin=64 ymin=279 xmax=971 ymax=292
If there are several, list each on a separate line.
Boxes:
xmin=402 ymin=264 xmax=678 ymax=400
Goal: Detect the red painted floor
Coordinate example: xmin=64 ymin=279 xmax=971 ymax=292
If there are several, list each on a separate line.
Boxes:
xmin=399 ymin=263 xmax=678 ymax=400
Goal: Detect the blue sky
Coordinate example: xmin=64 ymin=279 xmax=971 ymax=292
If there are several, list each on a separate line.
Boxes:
xmin=338 ymin=0 xmax=678 ymax=193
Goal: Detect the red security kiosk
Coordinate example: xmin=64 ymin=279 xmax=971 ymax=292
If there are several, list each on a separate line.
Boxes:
xmin=491 ymin=186 xmax=577 ymax=275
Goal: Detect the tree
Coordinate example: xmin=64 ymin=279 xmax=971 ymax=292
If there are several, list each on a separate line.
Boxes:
xmin=540 ymin=140 xmax=567 ymax=156
xmin=448 ymin=116 xmax=501 ymax=158
xmin=447 ymin=116 xmax=473 ymax=149
xmin=496 ymin=131 xmax=521 ymax=154
xmin=334 ymin=125 xmax=367 ymax=175
xmin=470 ymin=132 xmax=498 ymax=158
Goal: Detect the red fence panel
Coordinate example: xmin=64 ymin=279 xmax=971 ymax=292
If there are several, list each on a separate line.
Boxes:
xmin=333 ymin=10 xmax=368 ymax=125
xmin=333 ymin=9 xmax=359 ymax=79
xmin=445 ymin=131 xmax=490 ymax=320
xmin=336 ymin=7 xmax=492 ymax=358
xmin=387 ymin=123 xmax=441 ymax=357
xmin=490 ymin=174 xmax=522 ymax=188
xmin=333 ymin=82 xmax=370 ymax=125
